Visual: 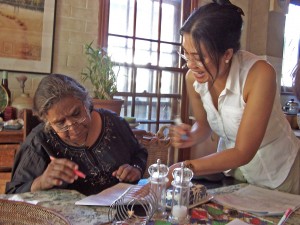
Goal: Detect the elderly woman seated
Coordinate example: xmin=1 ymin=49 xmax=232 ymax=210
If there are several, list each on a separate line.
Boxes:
xmin=6 ymin=74 xmax=147 ymax=196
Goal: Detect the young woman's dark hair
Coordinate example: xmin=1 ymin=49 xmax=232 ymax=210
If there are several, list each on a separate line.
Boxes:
xmin=180 ymin=0 xmax=244 ymax=79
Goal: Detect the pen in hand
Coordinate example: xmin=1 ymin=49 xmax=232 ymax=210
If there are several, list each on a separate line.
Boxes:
xmin=41 ymin=141 xmax=86 ymax=179
xmin=174 ymin=116 xmax=188 ymax=140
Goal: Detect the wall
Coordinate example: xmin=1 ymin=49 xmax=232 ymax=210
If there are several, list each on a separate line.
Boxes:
xmin=6 ymin=0 xmax=99 ymax=105
xmin=246 ymin=0 xmax=288 ymax=92
xmin=5 ymin=0 xmax=293 ymax=113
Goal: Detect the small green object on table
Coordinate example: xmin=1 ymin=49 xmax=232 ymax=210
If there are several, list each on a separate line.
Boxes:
xmin=154 ymin=221 xmax=172 ymax=225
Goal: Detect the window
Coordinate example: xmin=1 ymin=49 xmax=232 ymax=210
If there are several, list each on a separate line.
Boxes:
xmin=98 ymin=0 xmax=196 ymax=133
xmin=281 ymin=3 xmax=300 ymax=89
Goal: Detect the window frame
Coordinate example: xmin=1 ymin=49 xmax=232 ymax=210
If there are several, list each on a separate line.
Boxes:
xmin=98 ymin=0 xmax=197 ymax=124
xmin=281 ymin=0 xmax=300 ymax=94
xmin=98 ymin=0 xmax=200 ymax=162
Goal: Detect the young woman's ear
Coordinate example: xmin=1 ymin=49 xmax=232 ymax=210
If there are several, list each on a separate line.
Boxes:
xmin=224 ymin=48 xmax=234 ymax=63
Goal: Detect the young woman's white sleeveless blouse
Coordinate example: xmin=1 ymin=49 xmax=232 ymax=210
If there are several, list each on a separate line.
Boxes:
xmin=193 ymin=50 xmax=300 ymax=189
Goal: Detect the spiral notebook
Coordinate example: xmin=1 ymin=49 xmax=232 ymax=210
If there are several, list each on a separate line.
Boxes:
xmin=75 ymin=183 xmax=135 ymax=206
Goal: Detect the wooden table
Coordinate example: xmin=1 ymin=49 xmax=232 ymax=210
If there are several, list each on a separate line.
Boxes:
xmin=0 ymin=184 xmax=299 ymax=225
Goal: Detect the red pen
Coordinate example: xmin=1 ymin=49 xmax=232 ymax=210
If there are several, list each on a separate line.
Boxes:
xmin=41 ymin=141 xmax=86 ymax=179
xmin=73 ymin=169 xmax=86 ymax=179
xmin=49 ymin=156 xmax=86 ymax=179
xmin=278 ymin=208 xmax=293 ymax=225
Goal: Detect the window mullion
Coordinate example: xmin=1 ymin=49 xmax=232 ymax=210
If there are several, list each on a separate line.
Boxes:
xmin=156 ymin=69 xmax=162 ymax=130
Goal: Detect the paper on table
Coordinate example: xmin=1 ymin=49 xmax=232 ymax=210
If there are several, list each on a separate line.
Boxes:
xmin=226 ymin=218 xmax=249 ymax=225
xmin=8 ymin=195 xmax=39 ymax=205
xmin=214 ymin=185 xmax=300 ymax=216
xmin=75 ymin=183 xmax=135 ymax=206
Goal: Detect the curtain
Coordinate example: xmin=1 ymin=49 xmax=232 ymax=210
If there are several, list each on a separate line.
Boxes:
xmin=98 ymin=0 xmax=109 ymax=48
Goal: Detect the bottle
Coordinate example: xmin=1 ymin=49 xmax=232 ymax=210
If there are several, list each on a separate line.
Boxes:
xmin=1 ymin=71 xmax=11 ymax=105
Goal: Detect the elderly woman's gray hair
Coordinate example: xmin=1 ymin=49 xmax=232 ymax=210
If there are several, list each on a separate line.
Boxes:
xmin=33 ymin=74 xmax=93 ymax=121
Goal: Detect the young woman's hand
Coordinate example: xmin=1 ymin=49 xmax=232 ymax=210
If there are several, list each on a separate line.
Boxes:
xmin=31 ymin=158 xmax=79 ymax=191
xmin=170 ymin=123 xmax=195 ymax=148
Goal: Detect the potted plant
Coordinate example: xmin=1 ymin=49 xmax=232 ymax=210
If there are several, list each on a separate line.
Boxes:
xmin=81 ymin=41 xmax=124 ymax=115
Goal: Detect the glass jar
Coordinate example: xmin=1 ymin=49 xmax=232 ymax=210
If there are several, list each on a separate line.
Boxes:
xmin=284 ymin=99 xmax=299 ymax=115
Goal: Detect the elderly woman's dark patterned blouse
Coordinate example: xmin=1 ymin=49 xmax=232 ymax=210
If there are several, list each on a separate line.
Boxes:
xmin=6 ymin=109 xmax=148 ymax=196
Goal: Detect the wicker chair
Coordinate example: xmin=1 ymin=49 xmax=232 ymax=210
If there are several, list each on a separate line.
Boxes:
xmin=139 ymin=126 xmax=171 ymax=178
xmin=0 ymin=199 xmax=70 ymax=225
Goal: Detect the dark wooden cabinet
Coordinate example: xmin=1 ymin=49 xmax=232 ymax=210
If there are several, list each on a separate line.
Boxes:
xmin=0 ymin=109 xmax=40 ymax=194
xmin=0 ymin=172 xmax=11 ymax=194
xmin=0 ymin=143 xmax=20 ymax=170
xmin=0 ymin=131 xmax=23 ymax=194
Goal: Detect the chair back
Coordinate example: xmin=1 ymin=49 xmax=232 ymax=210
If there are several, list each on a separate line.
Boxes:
xmin=22 ymin=109 xmax=41 ymax=139
xmin=140 ymin=125 xmax=171 ymax=178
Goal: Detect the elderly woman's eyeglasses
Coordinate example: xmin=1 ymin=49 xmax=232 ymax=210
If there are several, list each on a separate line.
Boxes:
xmin=50 ymin=108 xmax=88 ymax=133
xmin=177 ymin=51 xmax=205 ymax=68
xmin=53 ymin=116 xmax=87 ymax=133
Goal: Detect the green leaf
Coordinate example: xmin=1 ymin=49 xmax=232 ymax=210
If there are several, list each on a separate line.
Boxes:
xmin=81 ymin=41 xmax=119 ymax=100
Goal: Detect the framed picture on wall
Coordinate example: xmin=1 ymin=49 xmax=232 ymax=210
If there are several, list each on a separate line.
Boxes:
xmin=0 ymin=0 xmax=56 ymax=74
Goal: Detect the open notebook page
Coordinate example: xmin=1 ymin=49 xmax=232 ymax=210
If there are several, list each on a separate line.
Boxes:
xmin=214 ymin=184 xmax=300 ymax=216
xmin=75 ymin=183 xmax=135 ymax=206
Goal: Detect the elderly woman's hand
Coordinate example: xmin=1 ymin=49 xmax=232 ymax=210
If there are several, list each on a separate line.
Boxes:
xmin=112 ymin=164 xmax=142 ymax=183
xmin=31 ymin=157 xmax=79 ymax=191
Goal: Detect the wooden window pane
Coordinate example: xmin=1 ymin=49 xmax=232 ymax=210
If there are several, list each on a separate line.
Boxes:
xmin=136 ymin=0 xmax=159 ymax=39
xmin=159 ymin=43 xmax=181 ymax=67
xmin=117 ymin=66 xmax=133 ymax=93
xmin=121 ymin=96 xmax=133 ymax=117
xmin=161 ymin=1 xmax=182 ymax=43
xmin=109 ymin=0 xmax=134 ymax=36
xmin=136 ymin=69 xmax=157 ymax=93
xmin=135 ymin=40 xmax=158 ymax=65
xmin=108 ymin=36 xmax=133 ymax=64
xmin=161 ymin=71 xmax=182 ymax=95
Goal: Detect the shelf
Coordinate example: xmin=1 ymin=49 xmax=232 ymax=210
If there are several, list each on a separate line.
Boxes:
xmin=0 ymin=129 xmax=23 ymax=143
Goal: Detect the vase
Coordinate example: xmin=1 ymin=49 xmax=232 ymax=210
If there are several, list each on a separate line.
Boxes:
xmin=92 ymin=99 xmax=124 ymax=115
xmin=12 ymin=93 xmax=33 ymax=118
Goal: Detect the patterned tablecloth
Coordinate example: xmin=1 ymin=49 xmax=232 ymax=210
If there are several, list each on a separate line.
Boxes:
xmin=0 ymin=184 xmax=299 ymax=225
